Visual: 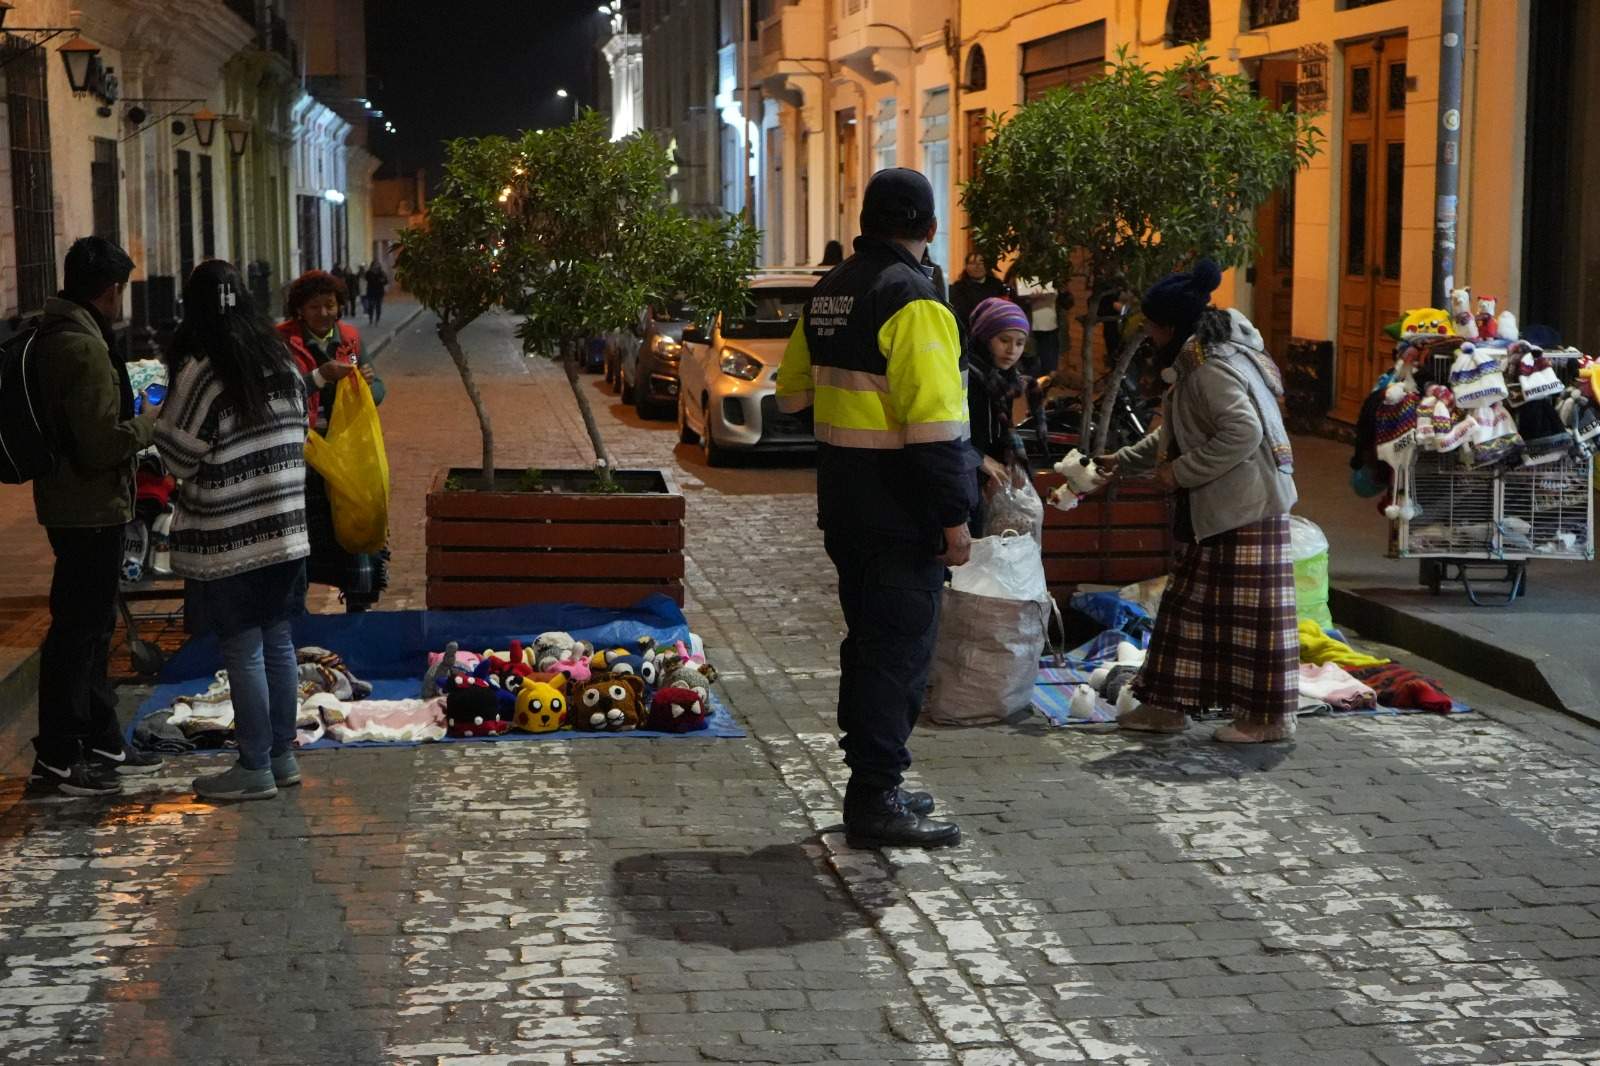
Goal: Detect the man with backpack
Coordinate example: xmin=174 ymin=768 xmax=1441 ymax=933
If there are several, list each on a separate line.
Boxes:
xmin=27 ymin=237 xmax=166 ymax=795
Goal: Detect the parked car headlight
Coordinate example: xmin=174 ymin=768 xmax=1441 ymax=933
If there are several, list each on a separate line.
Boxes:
xmin=719 ymin=350 xmax=763 ymax=381
xmin=656 ymin=339 xmax=683 ymax=363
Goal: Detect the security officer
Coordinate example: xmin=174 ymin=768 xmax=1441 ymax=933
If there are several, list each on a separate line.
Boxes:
xmin=776 ymin=169 xmax=975 ymax=849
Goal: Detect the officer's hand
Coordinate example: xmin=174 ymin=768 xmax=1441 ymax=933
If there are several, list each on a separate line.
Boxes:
xmin=940 ymin=524 xmax=973 ymax=567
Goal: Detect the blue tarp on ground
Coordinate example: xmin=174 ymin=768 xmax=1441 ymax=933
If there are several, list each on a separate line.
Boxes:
xmin=132 ymin=595 xmax=745 ymax=745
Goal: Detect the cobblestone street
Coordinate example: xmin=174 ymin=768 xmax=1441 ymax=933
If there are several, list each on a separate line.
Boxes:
xmin=4 ymin=313 xmax=1600 ymax=1065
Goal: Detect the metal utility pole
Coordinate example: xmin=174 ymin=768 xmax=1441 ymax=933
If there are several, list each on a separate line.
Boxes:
xmin=1431 ymin=0 xmax=1466 ymax=306
xmin=742 ymin=0 xmax=756 ymax=225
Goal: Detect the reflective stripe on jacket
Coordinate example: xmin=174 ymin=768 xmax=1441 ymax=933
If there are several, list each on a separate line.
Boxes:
xmin=775 ymin=236 xmax=976 ymax=545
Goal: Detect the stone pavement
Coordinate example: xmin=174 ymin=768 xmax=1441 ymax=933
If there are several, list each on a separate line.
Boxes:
xmin=2 ymin=313 xmax=1600 ymax=1064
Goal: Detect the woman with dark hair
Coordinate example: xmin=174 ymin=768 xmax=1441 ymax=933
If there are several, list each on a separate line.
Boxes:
xmin=155 ymin=260 xmax=310 ymax=800
xmin=1096 ymin=260 xmax=1301 ymax=744
xmin=279 ymin=270 xmax=389 ymax=612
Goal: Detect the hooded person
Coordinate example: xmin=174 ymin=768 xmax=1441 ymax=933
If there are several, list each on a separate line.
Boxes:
xmin=1097 ymin=295 xmax=1301 ymax=746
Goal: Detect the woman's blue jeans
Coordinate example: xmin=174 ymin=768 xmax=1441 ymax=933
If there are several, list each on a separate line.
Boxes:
xmin=220 ymin=620 xmax=299 ymax=770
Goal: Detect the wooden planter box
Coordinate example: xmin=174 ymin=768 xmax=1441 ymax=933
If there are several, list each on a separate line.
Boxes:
xmin=425 ymin=468 xmax=686 ymax=610
xmin=1033 ymin=470 xmax=1174 ymax=604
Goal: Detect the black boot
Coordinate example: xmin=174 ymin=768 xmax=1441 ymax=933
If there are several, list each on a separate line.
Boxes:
xmin=898 ymin=788 xmax=935 ymax=816
xmin=844 ymin=787 xmax=959 ymax=850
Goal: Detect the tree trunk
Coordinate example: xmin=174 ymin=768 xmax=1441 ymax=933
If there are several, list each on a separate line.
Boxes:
xmin=1077 ymin=288 xmax=1097 ymax=450
xmin=1092 ymin=319 xmax=1149 ymax=456
xmin=439 ymin=317 xmax=493 ymax=485
xmin=563 ymin=340 xmax=615 ymax=472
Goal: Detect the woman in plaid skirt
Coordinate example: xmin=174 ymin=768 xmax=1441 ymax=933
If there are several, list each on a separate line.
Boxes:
xmin=1097 ymin=261 xmax=1301 ymax=743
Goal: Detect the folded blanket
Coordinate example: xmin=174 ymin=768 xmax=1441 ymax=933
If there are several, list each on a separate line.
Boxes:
xmin=1347 ymin=663 xmax=1454 ymax=714
xmin=1298 ymin=662 xmax=1377 ymax=711
xmin=1298 ymin=620 xmax=1391 ymax=669
xmin=301 ymin=694 xmax=447 ymax=744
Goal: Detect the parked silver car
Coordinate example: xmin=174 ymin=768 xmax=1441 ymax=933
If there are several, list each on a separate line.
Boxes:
xmin=676 ymin=271 xmax=820 ymax=466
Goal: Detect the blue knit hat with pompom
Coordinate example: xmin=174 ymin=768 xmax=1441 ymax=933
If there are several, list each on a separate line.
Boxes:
xmin=1142 ymin=258 xmax=1223 ymax=337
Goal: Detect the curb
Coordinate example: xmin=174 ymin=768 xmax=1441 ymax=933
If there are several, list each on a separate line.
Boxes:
xmin=1329 ymin=584 xmax=1597 ymax=728
xmin=366 ymin=305 xmax=425 ymax=361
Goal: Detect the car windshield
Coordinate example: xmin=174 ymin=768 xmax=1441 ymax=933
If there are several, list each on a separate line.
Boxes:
xmin=720 ymin=286 xmax=812 ymax=339
xmin=652 ymin=300 xmax=694 ymax=322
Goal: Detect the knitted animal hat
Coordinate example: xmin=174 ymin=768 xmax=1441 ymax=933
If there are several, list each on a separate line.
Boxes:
xmin=1512 ymin=345 xmax=1563 ymax=402
xmin=1373 ymin=382 xmax=1420 ymax=471
xmin=1466 ymin=403 xmax=1523 ymax=467
xmin=1449 ymin=343 xmax=1509 ymax=409
xmin=968 ymin=296 xmax=1031 ymax=343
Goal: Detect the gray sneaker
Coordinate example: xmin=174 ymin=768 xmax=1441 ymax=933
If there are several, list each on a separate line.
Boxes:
xmin=193 ymin=763 xmax=278 ymax=802
xmin=270 ymin=751 xmax=302 ymax=787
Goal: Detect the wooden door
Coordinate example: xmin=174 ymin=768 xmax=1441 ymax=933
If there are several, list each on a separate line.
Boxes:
xmin=965 ymin=108 xmax=987 ymax=181
xmin=1253 ymin=59 xmax=1299 ymax=366
xmin=1335 ymin=35 xmax=1409 ymax=420
xmin=836 ymin=109 xmax=858 ymax=246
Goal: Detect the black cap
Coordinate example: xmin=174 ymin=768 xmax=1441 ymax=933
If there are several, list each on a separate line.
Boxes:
xmin=860 ymin=167 xmax=935 ymax=235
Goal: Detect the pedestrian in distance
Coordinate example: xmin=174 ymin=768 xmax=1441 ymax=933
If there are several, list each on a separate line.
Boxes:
xmin=948 ymin=251 xmax=1012 ymax=334
xmin=965 ymin=296 xmax=1034 ymax=534
xmin=25 ymin=237 xmax=167 ymax=796
xmin=279 ymin=271 xmax=389 ymax=613
xmin=154 ymin=260 xmax=312 ymax=801
xmin=776 ymin=167 xmax=974 ymax=850
xmin=819 ymin=240 xmax=845 ymax=267
xmin=1095 ymin=259 xmax=1301 ymax=743
xmin=364 ymin=261 xmax=389 ymax=325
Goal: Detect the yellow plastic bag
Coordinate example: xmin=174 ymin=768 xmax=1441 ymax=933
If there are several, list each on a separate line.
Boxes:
xmin=304 ymin=371 xmax=390 ymax=554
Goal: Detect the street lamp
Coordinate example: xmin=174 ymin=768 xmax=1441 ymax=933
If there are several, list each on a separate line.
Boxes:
xmin=191 ymin=107 xmax=219 ymax=149
xmin=555 ymin=88 xmax=577 ymax=121
xmin=224 ymin=117 xmax=251 ymax=157
xmin=57 ymin=34 xmax=100 ymax=94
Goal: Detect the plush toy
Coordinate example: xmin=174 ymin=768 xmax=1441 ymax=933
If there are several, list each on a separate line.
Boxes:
xmin=1476 ymin=296 xmax=1498 ymax=340
xmin=512 ymin=677 xmax=569 ymax=733
xmin=1374 ymin=381 xmax=1420 ymax=522
xmin=444 ymin=674 xmax=511 ymax=738
xmin=1449 ymin=288 xmax=1479 ymax=340
xmin=650 ymin=641 xmax=718 ymax=687
xmin=480 ymin=640 xmax=535 ymax=679
xmin=422 ymin=641 xmax=467 ymax=699
xmin=1496 ymin=310 xmax=1519 ymax=344
xmin=573 ymin=676 xmax=647 ymax=732
xmin=660 ymin=661 xmax=714 ymax=697
xmin=598 ymin=650 xmax=657 ymax=690
xmin=1047 ymin=449 xmax=1103 ymax=512
xmin=1399 ymin=307 xmax=1454 ymax=338
xmin=645 ymin=687 xmax=711 ymax=733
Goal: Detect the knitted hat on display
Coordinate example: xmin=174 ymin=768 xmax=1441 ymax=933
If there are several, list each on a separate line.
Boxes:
xmin=1466 ymin=404 xmax=1523 ymax=467
xmin=1449 ymin=343 xmax=1509 ymax=409
xmin=1141 ymin=258 xmax=1223 ymax=338
xmin=1373 ymin=382 xmax=1420 ymax=471
xmin=968 ymin=296 xmax=1031 ymax=343
xmin=1418 ymin=385 xmax=1472 ymax=454
xmin=1560 ymin=389 xmax=1600 ymax=445
xmin=1512 ymin=345 xmax=1563 ymax=402
xmin=1514 ymin=397 xmax=1573 ymax=466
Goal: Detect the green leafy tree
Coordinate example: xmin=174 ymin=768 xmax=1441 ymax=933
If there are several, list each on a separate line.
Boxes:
xmin=963 ymin=49 xmax=1320 ymax=449
xmin=399 ymin=112 xmax=757 ymax=484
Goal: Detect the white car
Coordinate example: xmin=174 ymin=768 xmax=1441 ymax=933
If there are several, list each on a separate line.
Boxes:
xmin=676 ymin=271 xmax=821 ymax=465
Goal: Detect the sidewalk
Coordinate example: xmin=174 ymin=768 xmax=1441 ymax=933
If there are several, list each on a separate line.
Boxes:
xmin=1294 ymin=433 xmax=1600 ymax=724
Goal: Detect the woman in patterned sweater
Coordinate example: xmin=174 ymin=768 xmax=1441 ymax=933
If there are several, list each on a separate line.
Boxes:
xmin=155 ymin=260 xmax=310 ymax=801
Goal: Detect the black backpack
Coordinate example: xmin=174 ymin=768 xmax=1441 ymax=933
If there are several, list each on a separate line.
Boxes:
xmin=0 ymin=323 xmax=54 ymax=484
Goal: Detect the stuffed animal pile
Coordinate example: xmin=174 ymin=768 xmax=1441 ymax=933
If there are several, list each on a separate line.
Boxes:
xmin=421 ymin=632 xmax=716 ymax=737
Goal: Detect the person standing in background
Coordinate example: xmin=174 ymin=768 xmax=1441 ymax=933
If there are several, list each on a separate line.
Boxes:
xmin=1012 ymin=273 xmax=1062 ymax=376
xmin=364 ymin=261 xmax=389 ymax=325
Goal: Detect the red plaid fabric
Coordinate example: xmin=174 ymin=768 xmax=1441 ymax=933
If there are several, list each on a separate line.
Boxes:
xmin=1132 ymin=515 xmax=1300 ymax=723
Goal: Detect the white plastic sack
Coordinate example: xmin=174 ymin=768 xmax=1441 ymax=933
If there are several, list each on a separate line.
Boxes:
xmin=1289 ymin=516 xmax=1329 ymax=562
xmin=983 ymin=474 xmax=1045 ymax=543
xmin=949 ymin=532 xmax=1048 ymax=603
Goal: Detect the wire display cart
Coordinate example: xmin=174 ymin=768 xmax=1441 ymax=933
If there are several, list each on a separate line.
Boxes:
xmin=1395 ymin=346 xmax=1594 ymax=605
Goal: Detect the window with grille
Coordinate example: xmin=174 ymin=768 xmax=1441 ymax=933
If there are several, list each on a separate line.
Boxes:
xmin=1022 ymin=22 xmax=1106 ymax=101
xmin=91 ymin=138 xmax=120 ymax=245
xmin=199 ymin=155 xmax=216 ymax=260
xmin=1246 ymin=0 xmax=1298 ymax=29
xmin=964 ymin=45 xmax=986 ymax=91
xmin=176 ymin=150 xmax=196 ymax=283
xmin=6 ymin=40 xmax=56 ymax=314
xmin=1167 ymin=0 xmax=1210 ymax=45
xmin=920 ymin=88 xmax=950 ymax=272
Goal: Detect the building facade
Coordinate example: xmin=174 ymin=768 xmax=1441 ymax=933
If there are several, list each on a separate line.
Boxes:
xmin=0 ymin=0 xmax=378 ymax=342
xmin=651 ymin=0 xmax=1599 ymax=423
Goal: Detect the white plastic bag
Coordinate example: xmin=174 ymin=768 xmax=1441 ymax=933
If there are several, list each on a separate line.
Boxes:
xmin=949 ymin=532 xmax=1048 ymax=603
xmin=984 ymin=473 xmax=1045 ymax=543
xmin=1289 ymin=515 xmax=1329 ymax=561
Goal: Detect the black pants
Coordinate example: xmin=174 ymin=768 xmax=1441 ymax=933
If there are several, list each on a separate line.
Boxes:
xmin=825 ymin=532 xmax=944 ymax=798
xmin=367 ymin=294 xmax=383 ymax=324
xmin=35 ymin=525 xmax=126 ymax=764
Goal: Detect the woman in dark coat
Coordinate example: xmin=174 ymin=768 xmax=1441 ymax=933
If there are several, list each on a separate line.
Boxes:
xmin=965 ymin=296 xmax=1033 ymax=533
